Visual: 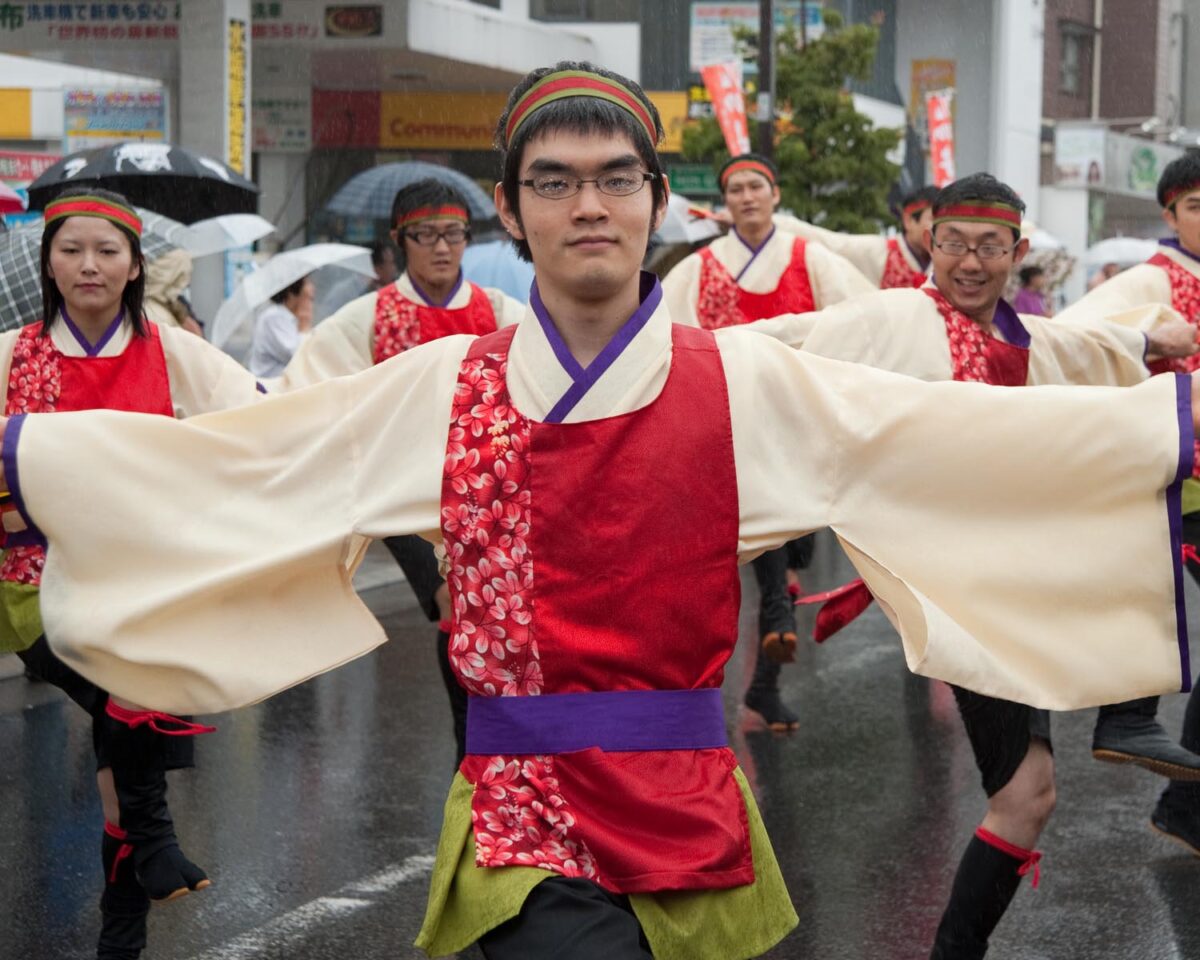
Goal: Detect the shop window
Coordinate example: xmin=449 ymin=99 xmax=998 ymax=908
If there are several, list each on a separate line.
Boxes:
xmin=1059 ymin=22 xmax=1092 ymax=97
xmin=531 ymin=0 xmax=640 ymax=21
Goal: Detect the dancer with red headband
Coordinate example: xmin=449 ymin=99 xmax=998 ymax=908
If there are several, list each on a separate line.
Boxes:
xmin=275 ymin=178 xmax=523 ymax=762
xmin=1054 ymin=150 xmax=1200 ymax=861
xmin=772 ymin=184 xmax=938 ymax=289
xmin=0 ymin=69 xmax=1198 ymax=960
xmin=1 ymin=186 xmax=263 ymax=959
xmin=750 ymin=172 xmax=1200 ymax=959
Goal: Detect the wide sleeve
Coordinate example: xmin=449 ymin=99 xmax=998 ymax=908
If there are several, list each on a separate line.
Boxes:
xmin=4 ymin=335 xmax=474 ymax=714
xmin=158 ymin=323 xmax=266 ymax=415
xmin=1054 ymin=265 xmax=1175 ymax=325
xmin=720 ymin=329 xmax=1192 ymax=710
xmin=271 ymin=293 xmax=376 ymax=392
xmin=488 ymin=288 xmax=526 ymax=328
xmin=774 ymin=214 xmax=887 ymax=284
xmin=804 ymin=243 xmax=878 ymax=309
xmin=660 ymin=253 xmax=702 ymax=327
xmin=1023 ymin=313 xmax=1150 ymax=386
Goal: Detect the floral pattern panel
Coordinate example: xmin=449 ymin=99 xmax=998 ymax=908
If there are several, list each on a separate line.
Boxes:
xmin=373 ymin=285 xmax=423 ymax=363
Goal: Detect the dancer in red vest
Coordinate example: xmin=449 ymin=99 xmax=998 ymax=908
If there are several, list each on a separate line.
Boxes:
xmin=2 ymin=69 xmax=1199 ymax=960
xmin=1 ymin=187 xmax=263 ymax=959
xmin=275 ymin=179 xmax=523 ymax=762
xmin=774 ymin=184 xmax=937 ymax=289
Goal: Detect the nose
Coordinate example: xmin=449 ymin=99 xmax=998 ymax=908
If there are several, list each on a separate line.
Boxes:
xmin=433 ymin=234 xmax=452 ymax=251
xmin=959 ymin=248 xmax=985 ymax=270
xmin=570 ymin=181 xmax=609 ymax=220
xmin=79 ymin=250 xmax=100 ymax=273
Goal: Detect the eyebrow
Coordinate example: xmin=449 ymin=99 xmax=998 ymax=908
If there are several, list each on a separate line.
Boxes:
xmin=525 ymin=153 xmax=643 ymax=175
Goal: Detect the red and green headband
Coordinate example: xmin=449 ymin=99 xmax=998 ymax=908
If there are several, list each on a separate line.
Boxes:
xmin=505 ymin=69 xmax=657 ymax=148
xmin=932 ymin=201 xmax=1022 ymax=232
xmin=1164 ymin=181 xmax=1200 ymax=209
xmin=720 ymin=159 xmax=776 ymax=189
xmin=902 ymin=198 xmax=932 ymax=218
xmin=395 ymin=204 xmax=469 ymax=229
xmin=43 ymin=195 xmax=142 ymax=236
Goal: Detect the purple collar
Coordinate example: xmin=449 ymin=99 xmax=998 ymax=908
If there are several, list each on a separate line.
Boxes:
xmin=409 ymin=271 xmax=463 ymax=308
xmin=992 ymin=298 xmax=1031 ymax=349
xmin=1159 ymin=238 xmax=1200 ymax=267
xmin=732 ymin=225 xmax=776 ymax=282
xmin=532 ymin=271 xmax=662 ymax=424
xmin=60 ymin=307 xmax=125 ymax=357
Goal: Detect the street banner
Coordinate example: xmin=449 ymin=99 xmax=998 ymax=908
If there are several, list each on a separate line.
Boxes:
xmin=701 ymin=62 xmax=751 ymax=157
xmin=925 ymin=89 xmax=956 ymax=187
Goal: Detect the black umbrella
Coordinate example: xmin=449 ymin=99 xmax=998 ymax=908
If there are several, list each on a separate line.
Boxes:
xmin=27 ymin=142 xmax=258 ymax=224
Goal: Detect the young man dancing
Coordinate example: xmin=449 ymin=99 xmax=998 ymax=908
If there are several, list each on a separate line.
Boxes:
xmin=1 ymin=69 xmax=1197 ymax=960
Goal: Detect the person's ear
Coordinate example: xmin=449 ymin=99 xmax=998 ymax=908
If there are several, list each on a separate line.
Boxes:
xmin=495 ymin=182 xmax=526 ymax=242
xmin=1011 ymin=237 xmax=1030 ymax=267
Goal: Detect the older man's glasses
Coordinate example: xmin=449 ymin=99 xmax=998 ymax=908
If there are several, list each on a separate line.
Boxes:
xmin=519 ymin=170 xmax=656 ymax=200
xmin=405 ymin=226 xmax=470 ymax=246
xmin=932 ymin=238 xmax=1014 ymax=261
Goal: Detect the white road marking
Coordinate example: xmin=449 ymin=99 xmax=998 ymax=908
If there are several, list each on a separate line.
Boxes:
xmin=186 ymin=853 xmax=436 ymax=960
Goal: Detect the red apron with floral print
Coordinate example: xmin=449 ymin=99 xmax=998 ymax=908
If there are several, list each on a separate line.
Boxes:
xmin=880 ymin=238 xmax=927 ymax=289
xmin=1146 ymin=253 xmax=1200 ymax=475
xmin=1 ymin=322 xmax=173 ymax=586
xmin=695 ymin=237 xmax=815 ymax=329
xmin=922 ymin=288 xmax=1030 ymax=386
xmin=373 ymin=280 xmax=498 ymax=364
xmin=442 ymin=323 xmax=750 ymax=894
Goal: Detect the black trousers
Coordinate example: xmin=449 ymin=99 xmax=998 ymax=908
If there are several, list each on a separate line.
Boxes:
xmin=383 ymin=535 xmax=444 ymax=623
xmin=1161 ymin=514 xmax=1200 ymax=811
xmin=750 ymin=534 xmax=815 ymax=638
xmin=478 ymin=877 xmax=652 ymax=960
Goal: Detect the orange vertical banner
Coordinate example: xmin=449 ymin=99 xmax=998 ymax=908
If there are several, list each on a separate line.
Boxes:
xmin=926 ymin=89 xmax=956 ymax=187
xmin=701 ymin=62 xmax=751 ymax=157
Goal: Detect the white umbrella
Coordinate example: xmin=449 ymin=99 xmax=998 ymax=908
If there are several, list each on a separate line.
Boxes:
xmin=181 ymin=214 xmax=275 ymax=258
xmin=211 ymin=243 xmax=374 ymax=349
xmin=1084 ymin=236 xmax=1159 ymax=267
xmin=1026 ymin=228 xmax=1065 ymax=251
xmin=655 ymin=194 xmax=722 ymax=245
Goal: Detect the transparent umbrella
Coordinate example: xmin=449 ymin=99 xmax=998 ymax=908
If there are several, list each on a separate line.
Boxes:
xmin=1084 ymin=236 xmax=1160 ymax=267
xmin=211 ymin=243 xmax=376 ymax=349
xmin=654 ymin=194 xmax=722 ymax=245
xmin=181 ymin=214 xmax=275 ymax=258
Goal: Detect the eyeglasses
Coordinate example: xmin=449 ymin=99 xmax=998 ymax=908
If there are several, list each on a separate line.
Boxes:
xmin=405 ymin=226 xmax=470 ymax=246
xmin=518 ymin=170 xmax=657 ymax=200
xmin=932 ymin=238 xmax=1014 ymax=261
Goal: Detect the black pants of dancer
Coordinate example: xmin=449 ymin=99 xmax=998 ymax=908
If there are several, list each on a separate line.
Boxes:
xmin=747 ymin=535 xmax=814 ymax=697
xmin=1160 ymin=515 xmax=1200 ymax=813
xmin=478 ymin=877 xmax=652 ymax=960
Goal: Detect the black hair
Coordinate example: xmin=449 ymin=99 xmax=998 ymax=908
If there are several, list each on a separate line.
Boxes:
xmin=40 ymin=185 xmax=147 ymax=337
xmin=270 ymin=276 xmax=309 ymax=304
xmin=899 ymin=185 xmax=939 ymax=217
xmin=719 ymin=153 xmax=778 ymax=194
xmin=1018 ymin=265 xmax=1044 ymax=285
xmin=494 ymin=61 xmax=667 ymax=262
xmin=369 ymin=239 xmax=395 ymax=266
xmin=932 ymin=173 xmax=1026 ymax=241
xmin=1158 ymin=149 xmax=1200 ymax=209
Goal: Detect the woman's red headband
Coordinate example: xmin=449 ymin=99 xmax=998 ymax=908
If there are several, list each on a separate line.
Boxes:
xmin=395 ymin=205 xmax=469 ymax=229
xmin=720 ymin=159 xmax=775 ymax=189
xmin=43 ymin=195 xmax=142 ymax=236
xmin=1164 ymin=181 xmax=1200 ymax=209
xmin=932 ymin=201 xmax=1022 ymax=232
xmin=902 ymin=199 xmax=932 ymax=218
xmin=505 ymin=70 xmax=656 ymax=148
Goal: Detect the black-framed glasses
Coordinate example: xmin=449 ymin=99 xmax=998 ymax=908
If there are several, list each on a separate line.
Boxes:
xmin=405 ymin=226 xmax=470 ymax=246
xmin=932 ymin=238 xmax=1014 ymax=261
xmin=518 ymin=170 xmax=657 ymax=200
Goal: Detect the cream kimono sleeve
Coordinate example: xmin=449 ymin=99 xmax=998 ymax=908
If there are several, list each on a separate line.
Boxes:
xmin=4 ymin=334 xmax=474 ymax=715
xmin=1055 ymin=264 xmax=1176 ymax=326
xmin=775 ymin=213 xmax=888 ymax=286
xmin=720 ymin=329 xmax=1192 ymax=710
xmin=271 ymin=292 xmax=377 ymax=391
xmin=660 ymin=253 xmax=703 ymax=328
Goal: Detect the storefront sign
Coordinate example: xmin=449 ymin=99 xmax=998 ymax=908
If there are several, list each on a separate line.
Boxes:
xmin=1053 ymin=125 xmax=1105 ymax=187
xmin=253 ymin=91 xmax=311 ymax=152
xmin=0 ymin=2 xmax=180 ymax=43
xmin=0 ymin=148 xmax=57 ymax=226
xmin=689 ymin=2 xmax=823 ymax=74
xmin=228 ymin=18 xmax=248 ymax=175
xmin=667 ymin=163 xmax=720 ymax=196
xmin=63 ymin=89 xmax=167 ymax=153
xmin=325 ymin=4 xmax=381 ymax=37
xmin=380 ymin=92 xmax=505 ymax=151
xmin=1105 ymin=131 xmax=1183 ymax=199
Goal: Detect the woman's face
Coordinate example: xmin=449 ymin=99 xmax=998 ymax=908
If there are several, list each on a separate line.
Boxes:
xmin=47 ymin=216 xmax=139 ymax=319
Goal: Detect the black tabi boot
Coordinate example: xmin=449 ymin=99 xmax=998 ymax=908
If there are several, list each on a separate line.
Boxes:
xmin=930 ymin=828 xmax=1041 ymax=960
xmin=1092 ymin=696 xmax=1200 ymax=780
xmin=1152 ymin=683 xmax=1200 ymax=856
xmin=744 ymin=645 xmax=800 ymax=732
xmin=103 ymin=701 xmax=212 ymax=901
xmin=437 ymin=623 xmax=468 ymax=766
xmin=98 ymin=822 xmax=149 ymax=960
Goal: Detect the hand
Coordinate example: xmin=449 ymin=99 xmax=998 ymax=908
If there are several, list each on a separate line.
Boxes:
xmin=1146 ymin=316 xmax=1199 ymax=361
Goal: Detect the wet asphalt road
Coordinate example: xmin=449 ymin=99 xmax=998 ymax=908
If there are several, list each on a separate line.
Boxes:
xmin=0 ymin=535 xmax=1196 ymax=960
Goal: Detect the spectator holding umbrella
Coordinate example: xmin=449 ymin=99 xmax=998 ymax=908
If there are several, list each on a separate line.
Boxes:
xmin=247 ymin=274 xmax=315 ymax=377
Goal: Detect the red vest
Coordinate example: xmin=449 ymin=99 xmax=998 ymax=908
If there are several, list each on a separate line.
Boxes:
xmin=1147 ymin=252 xmax=1200 ymax=475
xmin=695 ymin=236 xmax=815 ymax=329
xmin=880 ymin=237 xmax=928 ymax=289
xmin=1 ymin=322 xmax=174 ymax=586
xmin=441 ymin=324 xmax=750 ymax=894
xmin=922 ymin=288 xmax=1030 ymax=386
xmin=372 ymin=280 xmax=498 ymax=364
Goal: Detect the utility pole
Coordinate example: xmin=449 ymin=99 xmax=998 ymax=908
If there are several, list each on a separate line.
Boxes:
xmin=758 ymin=0 xmax=774 ymax=158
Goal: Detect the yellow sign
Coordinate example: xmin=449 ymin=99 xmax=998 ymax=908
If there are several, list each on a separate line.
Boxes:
xmin=0 ymin=89 xmax=31 ymax=139
xmin=379 ymin=90 xmax=690 ymax=154
xmin=227 ymin=19 xmax=248 ymax=174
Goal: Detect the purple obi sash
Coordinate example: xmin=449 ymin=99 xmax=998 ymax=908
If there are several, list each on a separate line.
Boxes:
xmin=465 ymin=688 xmax=728 ymax=755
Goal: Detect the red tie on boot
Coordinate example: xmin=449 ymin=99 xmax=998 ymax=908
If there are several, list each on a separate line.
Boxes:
xmin=975 ymin=826 xmax=1042 ymax=889
xmin=104 ymin=821 xmax=135 ymax=884
xmin=794 ymin=578 xmax=874 ymax=643
xmin=105 ymin=699 xmax=216 ymax=736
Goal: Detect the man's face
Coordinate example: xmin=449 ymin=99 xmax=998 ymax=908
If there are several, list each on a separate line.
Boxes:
xmin=496 ymin=128 xmax=665 ymax=304
xmin=392 ymin=218 xmax=468 ymax=290
xmin=721 ymin=170 xmax=779 ymax=235
xmin=926 ymin=219 xmax=1028 ymax=320
xmin=902 ymin=206 xmax=933 ymax=252
xmin=1164 ymin=189 xmax=1200 ymax=257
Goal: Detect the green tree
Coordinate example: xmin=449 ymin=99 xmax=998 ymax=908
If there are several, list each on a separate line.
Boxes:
xmin=682 ymin=11 xmax=901 ymax=233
